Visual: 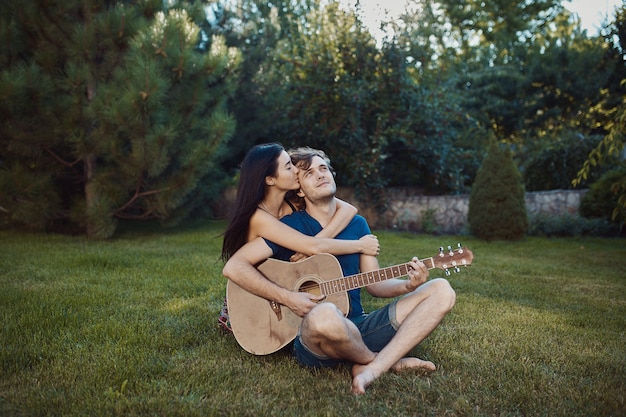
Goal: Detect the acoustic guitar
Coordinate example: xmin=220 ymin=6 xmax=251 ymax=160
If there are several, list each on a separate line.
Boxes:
xmin=226 ymin=245 xmax=473 ymax=355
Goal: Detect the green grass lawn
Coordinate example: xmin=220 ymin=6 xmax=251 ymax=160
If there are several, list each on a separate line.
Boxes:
xmin=1 ymin=221 xmax=624 ymax=416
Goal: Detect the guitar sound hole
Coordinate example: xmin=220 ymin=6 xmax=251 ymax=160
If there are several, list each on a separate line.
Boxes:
xmin=298 ymin=280 xmax=325 ymax=302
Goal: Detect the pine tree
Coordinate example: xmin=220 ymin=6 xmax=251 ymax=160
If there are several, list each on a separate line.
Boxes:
xmin=0 ymin=0 xmax=240 ymax=238
xmin=468 ymin=140 xmax=529 ymax=240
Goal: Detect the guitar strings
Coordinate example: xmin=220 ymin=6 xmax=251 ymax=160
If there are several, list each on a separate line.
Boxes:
xmin=295 ymin=264 xmax=413 ymax=295
xmin=292 ymin=252 xmax=470 ymax=295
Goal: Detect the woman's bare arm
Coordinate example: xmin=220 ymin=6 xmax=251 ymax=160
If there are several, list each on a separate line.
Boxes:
xmin=288 ymin=199 xmax=358 ymax=261
xmin=314 ymin=198 xmax=357 ymax=238
xmin=249 ymin=209 xmax=378 ymax=256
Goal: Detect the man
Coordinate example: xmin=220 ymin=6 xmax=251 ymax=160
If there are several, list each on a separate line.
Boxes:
xmin=222 ymin=147 xmax=456 ymax=394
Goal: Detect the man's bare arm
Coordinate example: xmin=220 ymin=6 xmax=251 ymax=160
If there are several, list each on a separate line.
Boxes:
xmin=222 ymin=237 xmax=319 ymax=317
xmin=363 ymin=254 xmax=429 ymax=298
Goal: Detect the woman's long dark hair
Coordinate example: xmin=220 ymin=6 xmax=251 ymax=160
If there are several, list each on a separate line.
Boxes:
xmin=220 ymin=143 xmax=284 ymax=261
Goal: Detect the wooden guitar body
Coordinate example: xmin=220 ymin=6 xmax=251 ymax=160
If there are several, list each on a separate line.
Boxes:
xmin=227 ymin=253 xmax=348 ymax=355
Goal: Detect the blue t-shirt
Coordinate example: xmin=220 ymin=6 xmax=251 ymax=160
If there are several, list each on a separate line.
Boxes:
xmin=264 ymin=211 xmax=371 ymax=319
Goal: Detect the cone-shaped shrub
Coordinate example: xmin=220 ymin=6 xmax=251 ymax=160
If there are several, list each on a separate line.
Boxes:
xmin=469 ymin=141 xmax=529 ymax=240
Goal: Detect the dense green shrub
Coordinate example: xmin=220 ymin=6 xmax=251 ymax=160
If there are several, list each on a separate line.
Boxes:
xmin=528 ymin=213 xmax=619 ymax=237
xmin=579 ymin=164 xmax=626 ymax=224
xmin=469 ymin=141 xmax=529 ymax=240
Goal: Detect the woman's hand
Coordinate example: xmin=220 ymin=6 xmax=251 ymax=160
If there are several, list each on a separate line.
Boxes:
xmin=359 ymin=234 xmax=380 ymax=256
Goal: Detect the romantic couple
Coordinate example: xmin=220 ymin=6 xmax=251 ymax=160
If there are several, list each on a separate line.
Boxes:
xmin=219 ymin=143 xmax=455 ymax=395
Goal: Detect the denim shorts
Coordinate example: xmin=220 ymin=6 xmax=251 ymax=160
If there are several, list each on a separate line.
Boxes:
xmin=292 ymin=300 xmax=399 ymax=368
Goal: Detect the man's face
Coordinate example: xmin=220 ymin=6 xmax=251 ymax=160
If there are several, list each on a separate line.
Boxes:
xmin=296 ymin=156 xmax=336 ymax=203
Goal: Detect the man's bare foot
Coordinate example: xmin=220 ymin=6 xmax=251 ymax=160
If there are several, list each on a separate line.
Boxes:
xmin=391 ymin=357 xmax=436 ymax=373
xmin=351 ymin=363 xmax=381 ymax=395
xmin=350 ymin=358 xmax=436 ymax=395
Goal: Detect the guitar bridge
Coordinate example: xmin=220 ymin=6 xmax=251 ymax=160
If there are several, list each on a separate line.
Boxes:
xmin=270 ymin=300 xmax=283 ymax=321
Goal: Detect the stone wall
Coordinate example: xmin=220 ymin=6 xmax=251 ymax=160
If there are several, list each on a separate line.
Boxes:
xmin=336 ymin=188 xmax=588 ymax=234
xmin=218 ymin=187 xmax=588 ymax=234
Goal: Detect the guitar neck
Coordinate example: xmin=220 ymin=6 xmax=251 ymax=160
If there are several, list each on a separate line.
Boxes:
xmin=319 ymin=257 xmax=437 ymax=296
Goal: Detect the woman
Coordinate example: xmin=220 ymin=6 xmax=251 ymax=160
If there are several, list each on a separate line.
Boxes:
xmin=219 ymin=142 xmax=379 ymax=331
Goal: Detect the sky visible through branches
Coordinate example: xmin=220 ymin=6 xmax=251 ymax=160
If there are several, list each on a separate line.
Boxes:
xmin=339 ymin=0 xmax=622 ymax=43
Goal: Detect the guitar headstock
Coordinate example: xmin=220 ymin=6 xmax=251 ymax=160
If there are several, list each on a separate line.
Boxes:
xmin=432 ymin=244 xmax=474 ymax=276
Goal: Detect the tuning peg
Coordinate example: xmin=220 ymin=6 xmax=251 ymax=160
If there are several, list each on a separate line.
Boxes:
xmin=448 ymin=245 xmax=453 ymax=256
xmin=454 ymin=266 xmax=460 ymax=273
xmin=457 ymin=243 xmax=464 ymax=253
xmin=444 ymin=268 xmax=451 ymax=276
xmin=439 ymin=247 xmax=444 ymax=257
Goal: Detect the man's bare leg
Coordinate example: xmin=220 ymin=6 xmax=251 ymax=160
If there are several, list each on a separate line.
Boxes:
xmin=351 ymin=278 xmax=455 ymax=394
xmin=300 ymin=303 xmax=376 ymax=364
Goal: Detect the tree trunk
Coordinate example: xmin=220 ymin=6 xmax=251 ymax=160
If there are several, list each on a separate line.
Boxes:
xmin=84 ymin=153 xmax=98 ymax=238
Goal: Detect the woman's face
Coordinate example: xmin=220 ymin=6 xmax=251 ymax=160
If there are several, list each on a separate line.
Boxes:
xmin=270 ymin=150 xmax=300 ymax=191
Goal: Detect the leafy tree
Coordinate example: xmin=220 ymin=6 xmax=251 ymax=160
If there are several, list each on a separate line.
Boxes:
xmin=253 ymin=2 xmax=389 ymax=208
xmin=468 ymin=140 xmax=528 ymax=240
xmin=435 ymin=0 xmax=564 ymax=66
xmin=378 ymin=64 xmax=485 ymax=194
xmin=436 ymin=1 xmax=611 ymax=144
xmin=209 ymin=0 xmax=307 ymax=167
xmin=574 ymin=3 xmax=626 ymax=228
xmin=464 ymin=27 xmax=609 ymax=142
xmin=209 ymin=0 xmax=621 ymax=211
xmin=227 ymin=0 xmax=484 ymax=209
xmin=0 ymin=0 xmax=240 ymax=238
xmin=379 ymin=2 xmax=491 ymax=193
xmin=522 ymin=132 xmax=604 ymax=191
xmin=397 ymin=0 xmax=617 ymax=191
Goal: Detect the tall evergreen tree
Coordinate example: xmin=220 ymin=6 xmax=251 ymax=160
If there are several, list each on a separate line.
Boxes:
xmin=0 ymin=0 xmax=240 ymax=238
xmin=468 ymin=140 xmax=528 ymax=240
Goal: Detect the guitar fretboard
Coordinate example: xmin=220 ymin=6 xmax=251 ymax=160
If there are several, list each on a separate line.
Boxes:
xmin=320 ymin=257 xmax=436 ymax=296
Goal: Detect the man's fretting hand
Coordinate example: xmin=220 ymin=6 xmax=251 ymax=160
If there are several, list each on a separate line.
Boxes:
xmin=406 ymin=257 xmax=429 ymax=292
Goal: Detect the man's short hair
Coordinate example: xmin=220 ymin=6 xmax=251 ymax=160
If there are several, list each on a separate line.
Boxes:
xmin=288 ymin=147 xmax=336 ymax=176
